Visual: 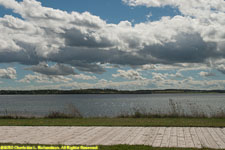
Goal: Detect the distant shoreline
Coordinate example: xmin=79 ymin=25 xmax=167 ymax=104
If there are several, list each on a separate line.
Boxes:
xmin=0 ymin=89 xmax=225 ymax=95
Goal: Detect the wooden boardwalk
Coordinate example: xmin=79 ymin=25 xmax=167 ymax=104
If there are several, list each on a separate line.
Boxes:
xmin=0 ymin=127 xmax=225 ymax=149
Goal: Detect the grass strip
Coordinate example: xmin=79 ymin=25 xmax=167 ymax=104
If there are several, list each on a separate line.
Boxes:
xmin=0 ymin=144 xmax=220 ymax=150
xmin=0 ymin=118 xmax=224 ymax=127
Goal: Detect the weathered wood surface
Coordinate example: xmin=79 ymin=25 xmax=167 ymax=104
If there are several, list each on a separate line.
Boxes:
xmin=0 ymin=126 xmax=225 ymax=149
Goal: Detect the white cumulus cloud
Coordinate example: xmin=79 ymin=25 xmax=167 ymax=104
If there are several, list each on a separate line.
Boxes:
xmin=0 ymin=67 xmax=16 ymax=79
xmin=199 ymin=71 xmax=215 ymax=77
xmin=112 ymin=69 xmax=146 ymax=80
xmin=0 ymin=0 xmax=225 ymax=76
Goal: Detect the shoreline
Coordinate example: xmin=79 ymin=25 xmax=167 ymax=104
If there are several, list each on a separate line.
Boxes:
xmin=1 ymin=89 xmax=225 ymax=95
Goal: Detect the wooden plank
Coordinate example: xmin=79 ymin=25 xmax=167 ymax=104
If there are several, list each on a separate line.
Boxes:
xmin=201 ymin=128 xmax=219 ymax=149
xmin=208 ymin=128 xmax=225 ymax=149
xmin=44 ymin=127 xmax=85 ymax=145
xmin=184 ymin=127 xmax=194 ymax=148
xmin=27 ymin=127 xmax=55 ymax=144
xmin=69 ymin=127 xmax=105 ymax=145
xmin=11 ymin=127 xmax=46 ymax=144
xmin=25 ymin=127 xmax=48 ymax=143
xmin=21 ymin=127 xmax=48 ymax=144
xmin=222 ymin=128 xmax=225 ymax=135
xmin=169 ymin=127 xmax=177 ymax=147
xmin=177 ymin=127 xmax=185 ymax=148
xmin=130 ymin=127 xmax=149 ymax=145
xmin=161 ymin=127 xmax=171 ymax=147
xmin=98 ymin=127 xmax=123 ymax=145
xmin=36 ymin=127 xmax=74 ymax=145
xmin=26 ymin=127 xmax=63 ymax=144
xmin=117 ymin=127 xmax=136 ymax=145
xmin=120 ymin=127 xmax=139 ymax=144
xmin=129 ymin=127 xmax=146 ymax=145
xmin=0 ymin=127 xmax=33 ymax=143
xmin=0 ymin=127 xmax=13 ymax=139
xmin=144 ymin=127 xmax=160 ymax=146
xmin=62 ymin=127 xmax=96 ymax=145
xmin=214 ymin=128 xmax=225 ymax=144
xmin=195 ymin=127 xmax=209 ymax=148
xmin=0 ymin=127 xmax=27 ymax=141
xmin=87 ymin=127 xmax=118 ymax=145
xmin=152 ymin=127 xmax=166 ymax=147
xmin=56 ymin=127 xmax=86 ymax=144
xmin=141 ymin=127 xmax=153 ymax=145
xmin=107 ymin=127 xmax=132 ymax=145
xmin=190 ymin=127 xmax=202 ymax=148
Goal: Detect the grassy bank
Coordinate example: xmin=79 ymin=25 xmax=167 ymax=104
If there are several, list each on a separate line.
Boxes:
xmin=0 ymin=118 xmax=224 ymax=127
xmin=99 ymin=145 xmax=219 ymax=150
xmin=0 ymin=144 xmax=220 ymax=150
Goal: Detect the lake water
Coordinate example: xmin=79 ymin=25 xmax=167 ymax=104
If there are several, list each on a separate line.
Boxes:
xmin=0 ymin=94 xmax=224 ymax=117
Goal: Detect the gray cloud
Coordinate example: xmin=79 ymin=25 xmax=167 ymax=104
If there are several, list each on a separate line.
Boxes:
xmin=142 ymin=33 xmax=218 ymax=64
xmin=217 ymin=64 xmax=225 ymax=74
xmin=26 ymin=62 xmax=76 ymax=76
xmin=62 ymin=27 xmax=115 ymax=48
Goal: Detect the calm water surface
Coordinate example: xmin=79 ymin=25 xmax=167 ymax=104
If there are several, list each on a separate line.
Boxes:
xmin=0 ymin=94 xmax=224 ymax=117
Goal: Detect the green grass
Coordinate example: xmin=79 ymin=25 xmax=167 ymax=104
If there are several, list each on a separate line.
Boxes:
xmin=99 ymin=145 xmax=217 ymax=150
xmin=0 ymin=144 xmax=220 ymax=150
xmin=0 ymin=118 xmax=224 ymax=127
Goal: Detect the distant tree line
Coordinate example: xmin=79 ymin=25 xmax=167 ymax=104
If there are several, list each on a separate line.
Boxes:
xmin=0 ymin=89 xmax=225 ymax=95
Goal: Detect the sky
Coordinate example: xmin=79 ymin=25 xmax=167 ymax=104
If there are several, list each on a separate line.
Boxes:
xmin=0 ymin=0 xmax=225 ymax=90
